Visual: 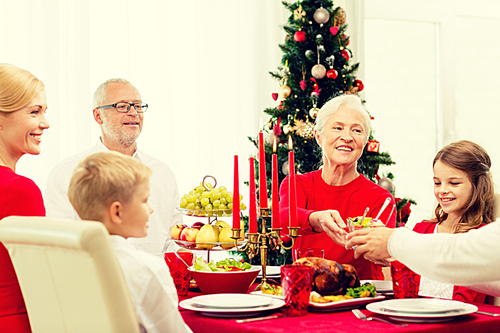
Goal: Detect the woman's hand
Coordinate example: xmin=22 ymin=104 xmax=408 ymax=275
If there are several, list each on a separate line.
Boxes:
xmin=309 ymin=210 xmax=348 ymax=245
xmin=346 ymin=228 xmax=395 ymax=261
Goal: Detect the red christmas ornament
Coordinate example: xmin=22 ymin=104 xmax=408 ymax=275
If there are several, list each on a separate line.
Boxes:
xmin=273 ymin=116 xmax=282 ymax=136
xmin=294 ymin=31 xmax=306 ymax=42
xmin=310 ymin=77 xmax=321 ymax=95
xmin=342 ymin=34 xmax=350 ymax=46
xmin=300 ymin=80 xmax=306 ymax=90
xmin=367 ymin=140 xmax=380 ymax=153
xmin=272 ymin=93 xmax=278 ymax=101
xmin=341 ymin=49 xmax=350 ymax=61
xmin=326 ymin=69 xmax=338 ymax=79
xmin=356 ymin=79 xmax=364 ymax=92
xmin=329 ymin=26 xmax=339 ymax=36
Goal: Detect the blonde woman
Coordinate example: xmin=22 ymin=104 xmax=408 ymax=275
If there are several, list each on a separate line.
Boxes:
xmin=0 ymin=63 xmax=49 ymax=333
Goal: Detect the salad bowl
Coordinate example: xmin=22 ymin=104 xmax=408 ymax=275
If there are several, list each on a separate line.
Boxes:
xmin=190 ymin=258 xmax=260 ymax=294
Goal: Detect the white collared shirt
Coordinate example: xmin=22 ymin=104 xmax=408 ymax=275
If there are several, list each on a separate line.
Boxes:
xmin=110 ymin=235 xmax=192 ymax=333
xmin=44 ymin=139 xmax=182 ymax=254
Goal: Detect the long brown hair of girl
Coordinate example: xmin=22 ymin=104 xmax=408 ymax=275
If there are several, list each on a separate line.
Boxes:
xmin=433 ymin=140 xmax=495 ymax=233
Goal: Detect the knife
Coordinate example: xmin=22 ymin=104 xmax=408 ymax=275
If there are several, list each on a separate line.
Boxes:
xmin=236 ymin=314 xmax=286 ymax=323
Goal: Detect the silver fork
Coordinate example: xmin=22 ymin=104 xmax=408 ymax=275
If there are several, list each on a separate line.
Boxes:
xmin=352 ymin=309 xmax=408 ymax=327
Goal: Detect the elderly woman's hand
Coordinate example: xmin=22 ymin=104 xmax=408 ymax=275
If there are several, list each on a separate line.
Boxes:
xmin=346 ymin=228 xmax=395 ymax=261
xmin=309 ymin=210 xmax=348 ymax=245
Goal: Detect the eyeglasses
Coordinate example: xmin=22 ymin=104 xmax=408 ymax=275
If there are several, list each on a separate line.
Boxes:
xmin=97 ymin=102 xmax=148 ymax=113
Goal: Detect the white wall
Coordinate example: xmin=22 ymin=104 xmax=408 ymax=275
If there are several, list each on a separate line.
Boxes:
xmin=364 ymin=0 xmax=500 ymax=226
xmin=1 ymin=0 xmax=288 ymax=209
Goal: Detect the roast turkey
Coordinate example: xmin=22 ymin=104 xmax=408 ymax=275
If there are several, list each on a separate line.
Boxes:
xmin=293 ymin=257 xmax=360 ymax=296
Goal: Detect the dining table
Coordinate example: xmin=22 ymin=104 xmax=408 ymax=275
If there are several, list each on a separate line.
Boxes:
xmin=179 ymin=284 xmax=500 ymax=333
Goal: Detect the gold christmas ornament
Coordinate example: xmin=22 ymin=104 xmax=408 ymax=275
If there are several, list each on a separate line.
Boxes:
xmin=283 ymin=124 xmax=293 ymax=135
xmin=311 ymin=64 xmax=326 ymax=79
xmin=335 ymin=8 xmax=347 ymax=26
xmin=294 ymin=5 xmax=306 ymax=21
xmin=278 ymin=84 xmax=292 ymax=99
xmin=309 ymin=107 xmax=320 ymax=118
xmin=313 ymin=7 xmax=330 ymax=24
xmin=282 ymin=160 xmax=290 ymax=176
xmin=294 ymin=119 xmax=315 ymax=139
xmin=346 ymin=85 xmax=360 ymax=95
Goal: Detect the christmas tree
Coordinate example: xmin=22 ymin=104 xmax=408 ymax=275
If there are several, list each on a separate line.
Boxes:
xmin=245 ymin=0 xmax=412 ymax=265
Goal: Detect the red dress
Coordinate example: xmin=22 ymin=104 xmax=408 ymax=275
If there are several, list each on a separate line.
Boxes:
xmin=412 ymin=221 xmax=487 ymax=303
xmin=279 ymin=170 xmax=396 ymax=280
xmin=0 ymin=166 xmax=45 ymax=333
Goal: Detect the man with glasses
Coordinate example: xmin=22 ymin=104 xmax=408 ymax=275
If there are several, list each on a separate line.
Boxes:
xmin=44 ymin=78 xmax=182 ymax=254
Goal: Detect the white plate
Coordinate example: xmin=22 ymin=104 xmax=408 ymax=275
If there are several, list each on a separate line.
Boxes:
xmin=254 ymin=265 xmax=281 ymax=278
xmin=251 ymin=290 xmax=385 ymax=311
xmin=250 ymin=290 xmax=284 ymax=300
xmin=367 ymin=300 xmax=478 ymax=322
xmin=360 ymin=280 xmax=393 ymax=293
xmin=372 ymin=298 xmax=467 ymax=314
xmin=179 ymin=298 xmax=285 ymax=318
xmin=188 ymin=294 xmax=272 ymax=309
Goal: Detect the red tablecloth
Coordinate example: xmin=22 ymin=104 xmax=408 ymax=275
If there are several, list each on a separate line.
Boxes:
xmin=180 ymin=287 xmax=500 ymax=333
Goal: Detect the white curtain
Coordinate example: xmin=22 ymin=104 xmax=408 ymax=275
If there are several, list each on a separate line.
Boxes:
xmin=0 ymin=0 xmax=293 ymax=199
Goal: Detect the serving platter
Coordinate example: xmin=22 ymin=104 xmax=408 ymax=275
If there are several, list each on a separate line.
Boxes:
xmin=359 ymin=280 xmax=393 ymax=293
xmin=251 ymin=290 xmax=385 ymax=312
xmin=173 ymin=239 xmax=247 ymax=251
xmin=309 ymin=295 xmax=386 ymax=312
xmin=178 ymin=207 xmax=232 ymax=218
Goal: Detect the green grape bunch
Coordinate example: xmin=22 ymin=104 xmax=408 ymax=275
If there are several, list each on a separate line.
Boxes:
xmin=179 ymin=176 xmax=246 ymax=217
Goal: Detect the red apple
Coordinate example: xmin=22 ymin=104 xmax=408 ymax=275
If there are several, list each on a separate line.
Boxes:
xmin=170 ymin=224 xmax=187 ymax=240
xmin=180 ymin=227 xmax=199 ymax=243
xmin=191 ymin=221 xmax=205 ymax=230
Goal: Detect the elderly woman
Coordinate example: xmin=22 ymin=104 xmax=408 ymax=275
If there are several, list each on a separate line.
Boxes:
xmin=0 ymin=63 xmax=49 ymax=332
xmin=279 ymin=95 xmax=395 ymax=280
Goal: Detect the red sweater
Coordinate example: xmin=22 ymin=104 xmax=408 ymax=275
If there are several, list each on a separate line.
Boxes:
xmin=0 ymin=166 xmax=45 ymax=333
xmin=412 ymin=221 xmax=487 ymax=303
xmin=279 ymin=170 xmax=396 ymax=280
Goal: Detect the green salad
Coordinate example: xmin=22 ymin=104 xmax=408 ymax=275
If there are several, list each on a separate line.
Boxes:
xmin=346 ymin=282 xmax=377 ymax=298
xmin=193 ymin=257 xmax=252 ymax=272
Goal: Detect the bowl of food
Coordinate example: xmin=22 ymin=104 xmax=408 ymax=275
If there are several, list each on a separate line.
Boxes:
xmin=190 ymin=258 xmax=260 ymax=294
xmin=347 ymin=216 xmax=385 ymax=230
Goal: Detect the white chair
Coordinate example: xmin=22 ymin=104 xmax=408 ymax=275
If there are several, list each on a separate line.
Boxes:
xmin=0 ymin=216 xmax=140 ymax=333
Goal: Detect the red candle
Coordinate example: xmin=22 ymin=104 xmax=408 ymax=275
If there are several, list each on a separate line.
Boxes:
xmin=258 ymin=131 xmax=268 ymax=208
xmin=232 ymin=155 xmax=240 ymax=229
xmin=249 ymin=157 xmax=258 ymax=233
xmin=288 ymin=136 xmax=297 ymax=228
xmin=272 ymin=139 xmax=280 ymax=229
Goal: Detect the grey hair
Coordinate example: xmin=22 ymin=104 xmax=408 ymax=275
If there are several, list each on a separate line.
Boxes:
xmin=313 ymin=95 xmax=371 ymax=144
xmin=92 ymin=78 xmax=133 ymax=109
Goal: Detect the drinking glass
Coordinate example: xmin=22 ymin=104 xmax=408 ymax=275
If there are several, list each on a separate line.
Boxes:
xmin=281 ymin=265 xmax=314 ymax=316
xmin=295 ymin=248 xmax=325 ymax=259
xmin=164 ymin=252 xmax=194 ymax=296
xmin=390 ymin=260 xmax=421 ymax=299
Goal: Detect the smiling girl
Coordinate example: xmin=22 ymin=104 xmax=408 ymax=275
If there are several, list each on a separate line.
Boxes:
xmin=0 ymin=63 xmax=49 ymax=332
xmin=413 ymin=140 xmax=495 ymax=303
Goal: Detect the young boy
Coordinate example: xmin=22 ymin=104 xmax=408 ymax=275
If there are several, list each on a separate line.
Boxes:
xmin=68 ymin=151 xmax=192 ymax=333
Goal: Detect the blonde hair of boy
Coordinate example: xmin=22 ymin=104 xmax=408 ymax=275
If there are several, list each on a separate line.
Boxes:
xmin=68 ymin=151 xmax=152 ymax=221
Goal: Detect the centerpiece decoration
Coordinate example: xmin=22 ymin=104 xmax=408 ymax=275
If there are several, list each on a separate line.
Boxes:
xmin=230 ymin=134 xmax=300 ymax=290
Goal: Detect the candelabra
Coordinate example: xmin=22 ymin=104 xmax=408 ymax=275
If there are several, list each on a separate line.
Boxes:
xmin=231 ymin=208 xmax=299 ymax=290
